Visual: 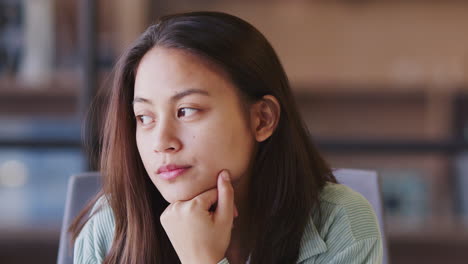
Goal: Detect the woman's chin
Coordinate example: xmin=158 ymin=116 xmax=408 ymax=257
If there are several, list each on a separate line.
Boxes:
xmin=160 ymin=189 xmax=202 ymax=203
xmin=156 ymin=179 xmax=219 ymax=203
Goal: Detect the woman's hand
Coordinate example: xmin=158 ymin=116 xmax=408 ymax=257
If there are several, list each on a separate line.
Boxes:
xmin=160 ymin=170 xmax=237 ymax=264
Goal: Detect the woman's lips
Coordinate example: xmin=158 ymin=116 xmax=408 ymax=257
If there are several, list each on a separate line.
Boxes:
xmin=157 ymin=167 xmax=191 ymax=180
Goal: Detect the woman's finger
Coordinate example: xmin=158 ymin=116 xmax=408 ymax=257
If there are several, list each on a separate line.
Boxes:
xmin=191 ymin=188 xmax=218 ymax=211
xmin=215 ymin=170 xmax=235 ymax=223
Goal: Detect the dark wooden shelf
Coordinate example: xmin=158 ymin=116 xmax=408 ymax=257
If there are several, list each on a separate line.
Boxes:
xmin=292 ymin=81 xmax=468 ymax=96
xmin=317 ymin=139 xmax=468 ymax=153
xmin=0 ymin=139 xmax=81 ymax=148
xmin=0 ymin=78 xmax=79 ymax=115
xmin=386 ymin=216 xmax=468 ymax=243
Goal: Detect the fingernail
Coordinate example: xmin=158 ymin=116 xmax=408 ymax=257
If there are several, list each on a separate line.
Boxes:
xmin=221 ymin=170 xmax=230 ymax=182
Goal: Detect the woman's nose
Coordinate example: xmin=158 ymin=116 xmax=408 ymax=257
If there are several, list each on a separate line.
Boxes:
xmin=152 ymin=119 xmax=182 ymax=153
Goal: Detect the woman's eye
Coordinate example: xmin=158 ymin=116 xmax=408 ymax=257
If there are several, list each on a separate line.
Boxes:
xmin=177 ymin=108 xmax=198 ymax=118
xmin=136 ymin=115 xmax=154 ymax=125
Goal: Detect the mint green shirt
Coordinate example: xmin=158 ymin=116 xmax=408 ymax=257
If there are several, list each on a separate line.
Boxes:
xmin=74 ymin=183 xmax=383 ymax=263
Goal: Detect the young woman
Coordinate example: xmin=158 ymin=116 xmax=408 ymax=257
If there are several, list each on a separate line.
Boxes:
xmin=71 ymin=11 xmax=382 ymax=264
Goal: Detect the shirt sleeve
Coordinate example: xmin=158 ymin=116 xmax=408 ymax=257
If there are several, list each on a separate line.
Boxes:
xmin=305 ymin=236 xmax=382 ymax=264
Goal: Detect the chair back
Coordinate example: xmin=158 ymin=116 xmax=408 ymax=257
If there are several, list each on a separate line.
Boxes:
xmin=57 ymin=172 xmax=101 ymax=264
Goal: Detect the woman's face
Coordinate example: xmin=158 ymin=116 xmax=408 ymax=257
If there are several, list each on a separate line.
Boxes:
xmin=133 ymin=47 xmax=256 ymax=203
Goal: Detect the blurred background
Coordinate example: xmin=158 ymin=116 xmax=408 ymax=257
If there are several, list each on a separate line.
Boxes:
xmin=1 ymin=0 xmax=468 ymax=263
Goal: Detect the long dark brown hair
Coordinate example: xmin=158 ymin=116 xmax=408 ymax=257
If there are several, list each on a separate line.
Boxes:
xmin=70 ymin=11 xmax=336 ymax=264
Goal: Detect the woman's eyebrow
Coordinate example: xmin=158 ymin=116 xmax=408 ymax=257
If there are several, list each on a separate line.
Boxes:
xmin=132 ymin=89 xmax=210 ymax=106
xmin=171 ymin=88 xmax=210 ymax=102
xmin=132 ymin=97 xmax=152 ymax=106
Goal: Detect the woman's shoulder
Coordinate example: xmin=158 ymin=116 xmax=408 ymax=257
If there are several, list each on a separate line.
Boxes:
xmin=90 ymin=196 xmax=115 ymax=219
xmin=296 ymin=182 xmax=383 ymax=263
xmin=73 ymin=196 xmax=115 ymax=263
xmin=89 ymin=196 xmax=116 ymax=232
xmin=318 ymin=182 xmax=381 ymax=240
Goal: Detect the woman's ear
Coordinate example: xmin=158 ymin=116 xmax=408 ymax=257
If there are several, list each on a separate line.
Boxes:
xmin=250 ymin=95 xmax=281 ymax=142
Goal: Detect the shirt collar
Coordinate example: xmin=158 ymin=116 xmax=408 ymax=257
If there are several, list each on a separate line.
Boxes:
xmin=296 ymin=216 xmax=327 ymax=263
